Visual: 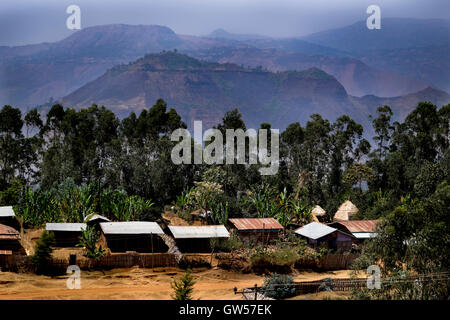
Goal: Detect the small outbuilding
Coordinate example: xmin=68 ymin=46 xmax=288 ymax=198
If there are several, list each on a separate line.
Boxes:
xmin=311 ymin=205 xmax=327 ymax=222
xmin=168 ymin=225 xmax=230 ymax=253
xmin=0 ymin=206 xmax=20 ymax=230
xmin=45 ymin=223 xmax=87 ymax=247
xmin=333 ymin=200 xmax=359 ymax=221
xmin=295 ymin=222 xmax=354 ymax=251
xmin=0 ymin=223 xmax=25 ymax=255
xmin=100 ymin=221 xmax=168 ymax=253
xmin=228 ymin=218 xmax=283 ymax=243
xmin=84 ymin=214 xmax=111 ymax=232
xmin=328 ymin=220 xmax=379 ymax=242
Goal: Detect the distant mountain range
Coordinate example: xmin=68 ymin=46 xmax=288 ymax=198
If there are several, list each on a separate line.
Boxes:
xmin=59 ymin=51 xmax=450 ymax=138
xmin=303 ymin=18 xmax=450 ymax=92
xmin=187 ymin=45 xmax=428 ymax=97
xmin=0 ymin=18 xmax=448 ymax=137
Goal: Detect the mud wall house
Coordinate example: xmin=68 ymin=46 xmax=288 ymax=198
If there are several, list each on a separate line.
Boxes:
xmin=328 ymin=220 xmax=379 ymax=243
xmin=100 ymin=222 xmax=168 ymax=253
xmin=167 ymin=225 xmax=230 ymax=253
xmin=45 ymin=223 xmax=87 ymax=247
xmin=228 ymin=218 xmax=284 ymax=243
xmin=0 ymin=206 xmax=20 ymax=231
xmin=295 ymin=222 xmax=354 ymax=251
xmin=0 ymin=223 xmax=25 ymax=256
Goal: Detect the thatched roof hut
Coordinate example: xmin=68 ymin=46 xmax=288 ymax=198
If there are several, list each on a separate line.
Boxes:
xmin=333 ymin=200 xmax=359 ymax=221
xmin=311 ymin=205 xmax=326 ymax=222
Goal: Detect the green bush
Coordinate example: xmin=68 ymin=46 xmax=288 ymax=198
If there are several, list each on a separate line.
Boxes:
xmin=212 ymin=233 xmax=243 ymax=252
xmin=250 ymin=246 xmax=299 ymax=273
xmin=77 ymin=225 xmax=106 ymax=259
xmin=262 ymin=273 xmax=296 ymax=299
xmin=31 ymin=231 xmax=55 ymax=274
xmin=171 ymin=269 xmax=196 ymax=300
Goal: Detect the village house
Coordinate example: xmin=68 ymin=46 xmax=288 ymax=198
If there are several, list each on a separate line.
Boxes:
xmin=0 ymin=223 xmax=25 ymax=256
xmin=228 ymin=218 xmax=283 ymax=243
xmin=45 ymin=223 xmax=87 ymax=247
xmin=0 ymin=206 xmax=20 ymax=230
xmin=100 ymin=221 xmax=168 ymax=253
xmin=167 ymin=225 xmax=230 ymax=253
xmin=295 ymin=222 xmax=354 ymax=251
xmin=328 ymin=220 xmax=379 ymax=243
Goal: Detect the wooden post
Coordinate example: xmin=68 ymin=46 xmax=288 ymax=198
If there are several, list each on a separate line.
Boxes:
xmin=151 ymin=234 xmax=154 ymax=270
xmin=254 ymin=283 xmax=258 ymax=300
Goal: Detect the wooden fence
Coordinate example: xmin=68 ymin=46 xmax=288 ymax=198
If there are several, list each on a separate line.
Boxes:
xmin=0 ymin=253 xmax=178 ymax=272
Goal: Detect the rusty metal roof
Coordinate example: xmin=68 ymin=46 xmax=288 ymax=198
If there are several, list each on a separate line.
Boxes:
xmin=228 ymin=218 xmax=283 ymax=231
xmin=329 ymin=220 xmax=379 ymax=233
xmin=168 ymin=225 xmax=230 ymax=239
xmin=0 ymin=223 xmax=20 ymax=240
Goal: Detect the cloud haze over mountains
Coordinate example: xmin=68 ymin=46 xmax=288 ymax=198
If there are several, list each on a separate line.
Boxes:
xmin=1 ymin=0 xmax=449 ymax=45
xmin=0 ymin=1 xmax=448 ymax=140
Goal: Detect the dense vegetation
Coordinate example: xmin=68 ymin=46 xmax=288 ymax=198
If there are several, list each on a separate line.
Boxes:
xmin=0 ymin=98 xmax=448 ymax=298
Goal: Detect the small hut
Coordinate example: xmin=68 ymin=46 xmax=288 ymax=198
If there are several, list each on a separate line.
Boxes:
xmin=0 ymin=206 xmax=20 ymax=230
xmin=84 ymin=214 xmax=110 ymax=232
xmin=45 ymin=223 xmax=87 ymax=247
xmin=295 ymin=222 xmax=354 ymax=251
xmin=311 ymin=205 xmax=327 ymax=222
xmin=0 ymin=223 xmax=25 ymax=255
xmin=333 ymin=200 xmax=359 ymax=221
xmin=228 ymin=218 xmax=283 ymax=243
xmin=328 ymin=220 xmax=379 ymax=242
xmin=168 ymin=225 xmax=230 ymax=253
xmin=100 ymin=222 xmax=167 ymax=253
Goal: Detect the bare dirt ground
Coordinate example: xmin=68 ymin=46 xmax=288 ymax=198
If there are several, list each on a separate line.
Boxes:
xmin=0 ymin=267 xmax=357 ymax=300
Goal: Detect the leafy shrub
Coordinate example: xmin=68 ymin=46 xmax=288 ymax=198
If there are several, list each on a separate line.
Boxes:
xmin=250 ymin=246 xmax=299 ymax=273
xmin=212 ymin=233 xmax=243 ymax=252
xmin=77 ymin=225 xmax=106 ymax=259
xmin=261 ymin=273 xmax=296 ymax=299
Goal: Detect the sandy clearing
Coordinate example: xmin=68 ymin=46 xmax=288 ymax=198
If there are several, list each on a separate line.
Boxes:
xmin=0 ymin=267 xmax=358 ymax=300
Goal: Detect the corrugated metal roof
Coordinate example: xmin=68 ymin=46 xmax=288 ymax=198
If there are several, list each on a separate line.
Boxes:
xmin=46 ymin=223 xmax=87 ymax=232
xmin=100 ymin=222 xmax=164 ymax=235
xmin=229 ymin=218 xmax=283 ymax=231
xmin=353 ymin=232 xmax=379 ymax=239
xmin=168 ymin=225 xmax=230 ymax=239
xmin=0 ymin=223 xmax=20 ymax=240
xmin=330 ymin=220 xmax=378 ymax=233
xmin=295 ymin=222 xmax=337 ymax=240
xmin=85 ymin=214 xmax=110 ymax=223
xmin=0 ymin=206 xmax=15 ymax=217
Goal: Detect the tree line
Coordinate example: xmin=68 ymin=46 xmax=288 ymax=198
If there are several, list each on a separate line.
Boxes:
xmin=0 ymin=99 xmax=448 ymax=227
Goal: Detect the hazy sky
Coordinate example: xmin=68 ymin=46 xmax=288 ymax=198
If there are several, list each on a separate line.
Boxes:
xmin=0 ymin=0 xmax=448 ymax=46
